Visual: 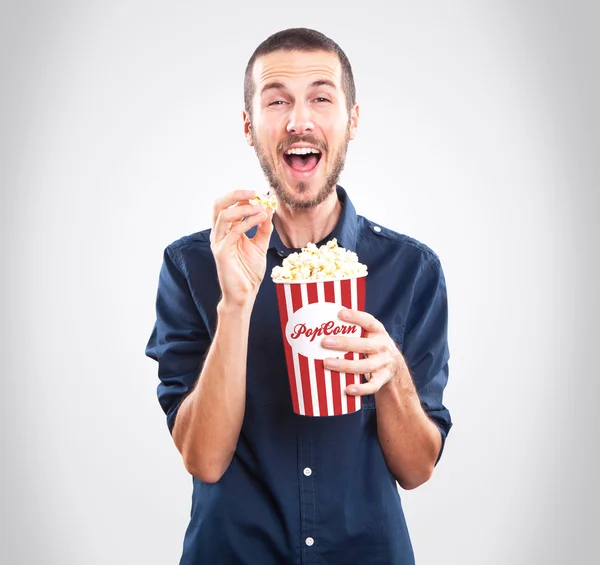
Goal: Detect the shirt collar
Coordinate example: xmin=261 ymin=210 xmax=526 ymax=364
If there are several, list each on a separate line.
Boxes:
xmin=268 ymin=185 xmax=359 ymax=257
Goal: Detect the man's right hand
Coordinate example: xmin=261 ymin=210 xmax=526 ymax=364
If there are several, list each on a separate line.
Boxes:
xmin=210 ymin=190 xmax=275 ymax=308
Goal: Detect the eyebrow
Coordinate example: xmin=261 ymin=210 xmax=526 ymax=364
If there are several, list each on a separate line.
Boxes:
xmin=310 ymin=79 xmax=337 ymax=90
xmin=260 ymin=79 xmax=338 ymax=95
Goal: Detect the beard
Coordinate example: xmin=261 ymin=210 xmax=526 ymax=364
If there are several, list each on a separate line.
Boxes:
xmin=252 ymin=124 xmax=350 ymax=210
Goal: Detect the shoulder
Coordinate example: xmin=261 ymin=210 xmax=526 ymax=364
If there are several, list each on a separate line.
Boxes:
xmin=167 ymin=228 xmax=211 ymax=251
xmin=163 ymin=229 xmax=213 ymax=271
xmin=357 ymin=216 xmax=441 ymax=272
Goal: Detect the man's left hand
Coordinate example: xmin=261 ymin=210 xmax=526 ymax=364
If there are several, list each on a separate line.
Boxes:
xmin=321 ymin=308 xmax=406 ymax=396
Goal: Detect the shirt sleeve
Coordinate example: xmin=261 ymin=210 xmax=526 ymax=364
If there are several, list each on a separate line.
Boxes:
xmin=145 ymin=244 xmax=211 ymax=434
xmin=401 ymin=258 xmax=453 ymax=464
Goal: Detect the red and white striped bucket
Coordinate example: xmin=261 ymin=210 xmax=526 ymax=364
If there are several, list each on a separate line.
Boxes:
xmin=275 ymin=276 xmax=367 ymax=416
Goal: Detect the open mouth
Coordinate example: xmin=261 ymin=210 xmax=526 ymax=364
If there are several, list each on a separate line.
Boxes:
xmin=282 ymin=147 xmax=322 ymax=175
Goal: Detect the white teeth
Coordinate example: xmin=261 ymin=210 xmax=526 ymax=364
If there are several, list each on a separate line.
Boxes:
xmin=285 ymin=147 xmax=321 ymax=155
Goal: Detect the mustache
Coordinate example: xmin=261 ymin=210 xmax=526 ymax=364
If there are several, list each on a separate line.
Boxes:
xmin=277 ymin=135 xmax=328 ymax=153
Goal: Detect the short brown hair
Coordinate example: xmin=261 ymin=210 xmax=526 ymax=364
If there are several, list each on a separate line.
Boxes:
xmin=244 ymin=28 xmax=356 ymax=118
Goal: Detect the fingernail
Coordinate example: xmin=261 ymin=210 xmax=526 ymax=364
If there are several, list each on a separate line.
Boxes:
xmin=347 ymin=386 xmax=358 ymax=394
xmin=326 ymin=359 xmax=339 ymax=369
xmin=339 ymin=309 xmax=351 ymax=320
xmin=322 ymin=338 xmax=337 ymax=346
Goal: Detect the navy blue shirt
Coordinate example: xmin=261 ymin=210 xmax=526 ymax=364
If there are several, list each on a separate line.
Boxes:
xmin=145 ymin=186 xmax=452 ymax=565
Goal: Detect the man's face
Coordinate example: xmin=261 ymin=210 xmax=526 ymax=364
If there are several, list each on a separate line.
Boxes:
xmin=244 ymin=50 xmax=359 ymax=209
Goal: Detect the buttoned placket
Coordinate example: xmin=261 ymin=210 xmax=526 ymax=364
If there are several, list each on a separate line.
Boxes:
xmin=299 ymin=430 xmax=317 ymax=564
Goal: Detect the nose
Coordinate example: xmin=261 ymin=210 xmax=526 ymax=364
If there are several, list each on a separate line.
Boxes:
xmin=286 ymin=102 xmax=314 ymax=134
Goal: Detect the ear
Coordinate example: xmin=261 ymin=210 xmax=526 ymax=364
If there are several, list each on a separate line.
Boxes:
xmin=243 ymin=110 xmax=254 ymax=146
xmin=348 ymin=103 xmax=359 ymax=141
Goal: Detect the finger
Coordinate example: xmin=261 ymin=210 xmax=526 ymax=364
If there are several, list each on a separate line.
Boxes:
xmin=212 ymin=204 xmax=265 ymax=244
xmin=252 ymin=207 xmax=275 ymax=252
xmin=219 ymin=204 xmax=266 ymax=225
xmin=321 ymin=335 xmax=384 ymax=356
xmin=212 ymin=190 xmax=258 ymax=225
xmin=337 ymin=308 xmax=386 ymax=335
xmin=323 ymin=355 xmax=380 ymax=374
xmin=345 ymin=378 xmax=385 ymax=397
xmin=224 ymin=208 xmax=267 ymax=238
xmin=217 ymin=211 xmax=269 ymax=249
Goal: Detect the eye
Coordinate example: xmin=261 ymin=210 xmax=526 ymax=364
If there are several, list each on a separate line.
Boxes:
xmin=268 ymin=100 xmax=287 ymax=106
xmin=314 ymin=97 xmax=331 ymax=103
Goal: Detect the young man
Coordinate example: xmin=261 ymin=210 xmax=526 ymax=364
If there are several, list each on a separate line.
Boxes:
xmin=146 ymin=28 xmax=452 ymax=565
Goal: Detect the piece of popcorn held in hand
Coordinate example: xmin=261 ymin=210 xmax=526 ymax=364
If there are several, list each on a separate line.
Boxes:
xmin=250 ymin=194 xmax=278 ymax=211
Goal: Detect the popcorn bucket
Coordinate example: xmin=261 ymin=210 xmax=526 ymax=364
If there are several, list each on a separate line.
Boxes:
xmin=275 ymin=276 xmax=367 ymax=416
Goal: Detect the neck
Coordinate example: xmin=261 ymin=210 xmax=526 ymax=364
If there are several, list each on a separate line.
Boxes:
xmin=273 ymin=190 xmax=342 ymax=249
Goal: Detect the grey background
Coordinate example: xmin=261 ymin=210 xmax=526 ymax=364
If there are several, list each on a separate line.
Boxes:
xmin=2 ymin=0 xmax=599 ymax=563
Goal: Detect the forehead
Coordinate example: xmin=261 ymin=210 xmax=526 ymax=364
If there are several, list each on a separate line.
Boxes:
xmin=252 ymin=49 xmax=342 ymax=91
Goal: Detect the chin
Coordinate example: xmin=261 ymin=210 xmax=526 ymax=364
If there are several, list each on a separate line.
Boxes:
xmin=275 ymin=178 xmax=336 ymax=210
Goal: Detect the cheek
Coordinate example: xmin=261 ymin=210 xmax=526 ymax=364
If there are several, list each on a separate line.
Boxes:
xmin=255 ymin=119 xmax=281 ymax=143
xmin=321 ymin=117 xmax=348 ymax=141
xmin=323 ymin=131 xmax=346 ymax=154
xmin=254 ymin=127 xmax=275 ymax=151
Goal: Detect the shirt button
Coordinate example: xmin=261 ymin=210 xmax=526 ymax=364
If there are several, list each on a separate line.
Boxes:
xmin=277 ymin=250 xmax=285 ymax=257
xmin=303 ymin=467 xmax=312 ymax=476
xmin=305 ymin=537 xmax=314 ymax=547
xmin=373 ymin=225 xmax=382 ymax=233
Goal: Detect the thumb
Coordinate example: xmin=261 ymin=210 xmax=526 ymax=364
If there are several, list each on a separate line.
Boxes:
xmin=253 ymin=207 xmax=275 ymax=251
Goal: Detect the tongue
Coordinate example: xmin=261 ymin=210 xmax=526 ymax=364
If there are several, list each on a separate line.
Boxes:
xmin=288 ymin=154 xmax=319 ymax=171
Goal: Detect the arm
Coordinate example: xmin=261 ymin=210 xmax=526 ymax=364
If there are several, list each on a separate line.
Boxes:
xmin=322 ymin=260 xmax=452 ymax=489
xmin=172 ymin=300 xmax=253 ymax=483
xmin=150 ymin=190 xmax=274 ymax=483
xmin=373 ymin=353 xmax=442 ymax=490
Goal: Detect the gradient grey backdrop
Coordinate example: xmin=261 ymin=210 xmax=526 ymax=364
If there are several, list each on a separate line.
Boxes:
xmin=2 ymin=1 xmax=599 ymax=563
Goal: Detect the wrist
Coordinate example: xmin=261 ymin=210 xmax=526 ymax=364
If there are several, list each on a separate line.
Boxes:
xmin=379 ymin=352 xmax=415 ymax=396
xmin=217 ymin=297 xmax=255 ymax=320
